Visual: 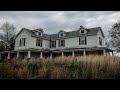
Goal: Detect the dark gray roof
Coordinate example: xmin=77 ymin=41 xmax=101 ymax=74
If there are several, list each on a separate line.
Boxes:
xmin=24 ymin=28 xmax=50 ymax=40
xmin=50 ymin=27 xmax=103 ymax=39
xmin=50 ymin=34 xmax=59 ymax=39
xmin=16 ymin=27 xmax=104 ymax=40
xmin=86 ymin=27 xmax=100 ymax=35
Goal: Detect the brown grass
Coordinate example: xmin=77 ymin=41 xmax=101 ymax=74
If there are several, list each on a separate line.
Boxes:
xmin=0 ymin=55 xmax=120 ymax=79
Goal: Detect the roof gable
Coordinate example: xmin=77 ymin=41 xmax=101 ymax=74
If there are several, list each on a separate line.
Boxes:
xmin=14 ymin=28 xmax=32 ymax=39
xmin=99 ymin=27 xmax=105 ymax=37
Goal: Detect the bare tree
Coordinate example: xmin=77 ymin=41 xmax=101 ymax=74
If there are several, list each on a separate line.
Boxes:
xmin=108 ymin=21 xmax=120 ymax=51
xmin=0 ymin=22 xmax=16 ymax=51
xmin=0 ymin=41 xmax=5 ymax=52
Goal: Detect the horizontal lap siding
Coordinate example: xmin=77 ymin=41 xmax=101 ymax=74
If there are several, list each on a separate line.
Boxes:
xmin=15 ymin=30 xmax=36 ymax=50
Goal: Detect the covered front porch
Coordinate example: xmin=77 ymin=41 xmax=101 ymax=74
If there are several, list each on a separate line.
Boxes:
xmin=0 ymin=47 xmax=114 ymax=60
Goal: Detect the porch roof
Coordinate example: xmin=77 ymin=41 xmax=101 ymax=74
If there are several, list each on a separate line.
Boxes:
xmin=0 ymin=47 xmax=114 ymax=54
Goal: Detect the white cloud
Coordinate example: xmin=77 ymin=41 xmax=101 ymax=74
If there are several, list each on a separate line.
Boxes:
xmin=0 ymin=11 xmax=120 ymax=35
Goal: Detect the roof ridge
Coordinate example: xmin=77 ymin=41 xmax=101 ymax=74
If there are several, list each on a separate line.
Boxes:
xmin=88 ymin=27 xmax=101 ymax=29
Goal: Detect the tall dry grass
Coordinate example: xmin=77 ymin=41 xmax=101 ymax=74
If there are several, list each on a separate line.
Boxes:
xmin=0 ymin=55 xmax=120 ymax=79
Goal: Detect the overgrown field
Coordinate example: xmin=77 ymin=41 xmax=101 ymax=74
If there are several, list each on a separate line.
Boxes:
xmin=0 ymin=55 xmax=120 ymax=79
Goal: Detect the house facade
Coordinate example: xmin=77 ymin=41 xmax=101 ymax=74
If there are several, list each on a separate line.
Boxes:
xmin=0 ymin=26 xmax=113 ymax=60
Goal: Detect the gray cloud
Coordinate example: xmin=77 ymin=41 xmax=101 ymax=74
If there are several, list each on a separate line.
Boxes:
xmin=0 ymin=11 xmax=120 ymax=36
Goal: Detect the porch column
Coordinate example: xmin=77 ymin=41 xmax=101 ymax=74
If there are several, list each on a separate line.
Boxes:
xmin=27 ymin=51 xmax=31 ymax=58
xmin=83 ymin=51 xmax=86 ymax=56
xmin=7 ymin=53 xmax=10 ymax=59
xmin=62 ymin=52 xmax=64 ymax=58
xmin=40 ymin=52 xmax=43 ymax=59
xmin=50 ymin=52 xmax=52 ymax=58
xmin=103 ymin=49 xmax=106 ymax=56
xmin=109 ymin=51 xmax=110 ymax=56
xmin=112 ymin=51 xmax=114 ymax=56
xmin=0 ymin=54 xmax=1 ymax=60
xmin=72 ymin=51 xmax=75 ymax=57
xmin=16 ymin=52 xmax=20 ymax=59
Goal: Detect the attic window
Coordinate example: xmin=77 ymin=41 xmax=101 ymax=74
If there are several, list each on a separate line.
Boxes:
xmin=81 ymin=30 xmax=84 ymax=34
xmin=37 ymin=32 xmax=42 ymax=36
xmin=60 ymin=33 xmax=63 ymax=37
xmin=38 ymin=32 xmax=41 ymax=36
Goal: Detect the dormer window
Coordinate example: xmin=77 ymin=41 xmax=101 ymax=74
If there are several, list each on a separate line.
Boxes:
xmin=60 ymin=33 xmax=63 ymax=37
xmin=79 ymin=25 xmax=87 ymax=34
xmin=59 ymin=30 xmax=66 ymax=37
xmin=59 ymin=32 xmax=65 ymax=37
xmin=38 ymin=32 xmax=41 ymax=36
xmin=81 ymin=30 xmax=84 ymax=34
xmin=36 ymin=32 xmax=42 ymax=36
xmin=79 ymin=29 xmax=87 ymax=34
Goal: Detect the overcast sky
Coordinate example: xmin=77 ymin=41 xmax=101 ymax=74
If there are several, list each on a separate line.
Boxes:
xmin=0 ymin=11 xmax=120 ymax=36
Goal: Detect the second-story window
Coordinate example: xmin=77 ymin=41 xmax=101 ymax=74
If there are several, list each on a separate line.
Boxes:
xmin=36 ymin=39 xmax=42 ymax=47
xmin=19 ymin=39 xmax=21 ymax=46
xmin=19 ymin=38 xmax=26 ymax=47
xmin=99 ymin=37 xmax=102 ymax=45
xmin=59 ymin=40 xmax=65 ymax=47
xmin=79 ymin=37 xmax=87 ymax=45
xmin=51 ymin=40 xmax=56 ymax=48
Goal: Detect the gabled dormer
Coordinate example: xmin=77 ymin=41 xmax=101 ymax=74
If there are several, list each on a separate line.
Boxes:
xmin=58 ymin=30 xmax=67 ymax=37
xmin=35 ymin=28 xmax=44 ymax=36
xmin=79 ymin=25 xmax=87 ymax=34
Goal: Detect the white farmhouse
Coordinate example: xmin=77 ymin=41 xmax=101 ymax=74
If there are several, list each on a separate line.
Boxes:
xmin=0 ymin=25 xmax=113 ymax=60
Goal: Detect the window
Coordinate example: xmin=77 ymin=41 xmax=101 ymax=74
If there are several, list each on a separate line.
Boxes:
xmin=81 ymin=30 xmax=84 ymax=34
xmin=38 ymin=32 xmax=41 ymax=36
xmin=51 ymin=40 xmax=56 ymax=48
xmin=99 ymin=37 xmax=102 ymax=45
xmin=19 ymin=39 xmax=21 ymax=46
xmin=60 ymin=33 xmax=63 ymax=37
xmin=79 ymin=37 xmax=87 ymax=45
xmin=23 ymin=38 xmax=26 ymax=46
xmin=36 ymin=32 xmax=42 ymax=36
xmin=19 ymin=38 xmax=26 ymax=46
xmin=59 ymin=40 xmax=65 ymax=47
xmin=36 ymin=39 xmax=42 ymax=47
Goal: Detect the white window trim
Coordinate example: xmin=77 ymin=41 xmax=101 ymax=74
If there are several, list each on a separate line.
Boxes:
xmin=81 ymin=37 xmax=85 ymax=45
xmin=51 ymin=40 xmax=56 ymax=48
xmin=20 ymin=38 xmax=26 ymax=47
xmin=60 ymin=40 xmax=65 ymax=47
xmin=36 ymin=39 xmax=42 ymax=47
xmin=36 ymin=31 xmax=42 ymax=36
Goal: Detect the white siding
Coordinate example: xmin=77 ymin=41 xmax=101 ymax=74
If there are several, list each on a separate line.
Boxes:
xmin=64 ymin=36 xmax=97 ymax=48
xmin=97 ymin=30 xmax=105 ymax=47
xmin=86 ymin=36 xmax=97 ymax=47
xmin=15 ymin=30 xmax=36 ymax=50
xmin=15 ymin=30 xmax=50 ymax=50
xmin=65 ymin=37 xmax=79 ymax=48
xmin=53 ymin=36 xmax=97 ymax=49
xmin=35 ymin=39 xmax=50 ymax=49
xmin=15 ymin=29 xmax=104 ymax=51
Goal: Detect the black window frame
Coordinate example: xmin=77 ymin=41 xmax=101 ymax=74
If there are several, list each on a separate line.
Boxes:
xmin=51 ymin=40 xmax=56 ymax=48
xmin=19 ymin=39 xmax=21 ymax=46
xmin=79 ymin=37 xmax=87 ymax=45
xmin=99 ymin=37 xmax=102 ymax=45
xmin=60 ymin=40 xmax=65 ymax=47
xmin=36 ymin=38 xmax=42 ymax=47
xmin=20 ymin=38 xmax=26 ymax=46
xmin=81 ymin=30 xmax=84 ymax=34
